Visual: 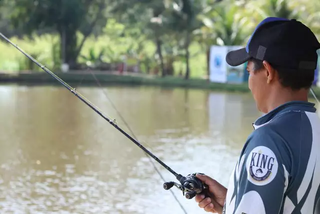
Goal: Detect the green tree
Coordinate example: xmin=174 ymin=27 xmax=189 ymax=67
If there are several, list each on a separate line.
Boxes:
xmin=0 ymin=0 xmax=22 ymax=37
xmin=9 ymin=0 xmax=108 ymax=69
xmin=199 ymin=1 xmax=252 ymax=46
xmin=245 ymin=0 xmax=298 ymax=20
xmin=197 ymin=1 xmax=252 ymax=77
xmin=111 ymin=0 xmax=169 ymax=76
xmin=163 ymin=0 xmax=205 ymax=79
xmin=292 ymin=0 xmax=320 ymax=38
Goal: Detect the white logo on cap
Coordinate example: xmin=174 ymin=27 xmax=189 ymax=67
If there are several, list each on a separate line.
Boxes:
xmin=246 ymin=146 xmax=278 ymax=186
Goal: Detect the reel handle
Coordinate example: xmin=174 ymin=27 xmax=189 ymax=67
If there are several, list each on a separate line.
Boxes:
xmin=163 ymin=173 xmax=223 ymax=213
xmin=163 ymin=182 xmax=175 ymax=190
xmin=185 ymin=191 xmax=197 ymax=199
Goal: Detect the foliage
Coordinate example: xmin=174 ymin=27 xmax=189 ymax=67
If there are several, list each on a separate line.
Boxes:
xmin=198 ymin=1 xmax=252 ymax=46
xmin=0 ymin=0 xmax=319 ymax=78
xmin=7 ymin=0 xmax=109 ymax=68
xmin=245 ymin=0 xmax=298 ymax=20
xmin=163 ymin=0 xmax=205 ymax=79
xmin=292 ymin=0 xmax=320 ymax=39
xmin=81 ymin=47 xmax=107 ymax=67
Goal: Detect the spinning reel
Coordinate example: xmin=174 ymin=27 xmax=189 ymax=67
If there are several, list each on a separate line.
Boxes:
xmin=163 ymin=173 xmax=207 ymax=199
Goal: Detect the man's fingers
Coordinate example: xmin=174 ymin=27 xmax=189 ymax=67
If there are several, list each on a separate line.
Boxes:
xmin=194 ymin=174 xmax=226 ymax=213
xmin=195 ymin=194 xmax=205 ymax=203
xmin=198 ymin=197 xmax=212 ymax=208
xmin=204 ymin=203 xmax=215 ymax=212
xmin=196 ymin=174 xmax=216 ymax=186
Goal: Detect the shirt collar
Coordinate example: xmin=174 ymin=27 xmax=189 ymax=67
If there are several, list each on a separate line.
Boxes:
xmin=253 ymin=101 xmax=316 ymax=129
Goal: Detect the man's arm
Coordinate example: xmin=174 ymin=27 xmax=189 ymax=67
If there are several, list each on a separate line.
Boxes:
xmin=194 ymin=126 xmax=291 ymax=214
xmin=226 ymin=127 xmax=291 ymax=214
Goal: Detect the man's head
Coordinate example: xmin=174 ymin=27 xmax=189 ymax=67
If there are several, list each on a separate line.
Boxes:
xmin=226 ymin=17 xmax=320 ymax=113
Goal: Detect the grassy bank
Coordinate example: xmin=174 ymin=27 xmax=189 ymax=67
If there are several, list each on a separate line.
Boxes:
xmin=0 ymin=34 xmax=207 ymax=78
xmin=1 ymin=72 xmax=320 ymax=99
xmin=0 ymin=71 xmax=250 ymax=92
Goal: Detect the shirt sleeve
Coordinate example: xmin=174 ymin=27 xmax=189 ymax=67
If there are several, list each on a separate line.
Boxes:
xmin=229 ymin=126 xmax=292 ymax=214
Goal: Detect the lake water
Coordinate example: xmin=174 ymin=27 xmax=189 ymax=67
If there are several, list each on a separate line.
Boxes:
xmin=0 ymin=84 xmax=318 ymax=214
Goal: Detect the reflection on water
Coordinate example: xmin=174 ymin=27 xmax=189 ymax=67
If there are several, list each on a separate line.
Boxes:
xmin=0 ymin=84 xmax=318 ymax=214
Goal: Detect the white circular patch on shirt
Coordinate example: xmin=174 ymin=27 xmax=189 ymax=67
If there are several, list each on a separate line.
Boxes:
xmin=246 ymin=146 xmax=278 ymax=186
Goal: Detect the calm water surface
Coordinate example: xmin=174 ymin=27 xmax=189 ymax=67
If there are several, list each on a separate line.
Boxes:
xmin=0 ymin=84 xmax=318 ymax=214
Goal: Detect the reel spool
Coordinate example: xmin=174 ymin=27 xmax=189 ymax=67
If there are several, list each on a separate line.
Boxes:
xmin=163 ymin=173 xmax=207 ymax=199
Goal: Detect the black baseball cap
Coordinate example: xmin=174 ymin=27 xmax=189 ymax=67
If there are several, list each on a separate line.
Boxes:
xmin=226 ymin=17 xmax=320 ymax=70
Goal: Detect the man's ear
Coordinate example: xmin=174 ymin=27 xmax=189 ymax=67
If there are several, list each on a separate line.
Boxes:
xmin=263 ymin=61 xmax=277 ymax=84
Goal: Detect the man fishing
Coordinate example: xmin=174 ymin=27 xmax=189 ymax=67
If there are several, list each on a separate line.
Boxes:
xmin=195 ymin=17 xmax=320 ymax=214
xmin=1 ymin=14 xmax=320 ymax=214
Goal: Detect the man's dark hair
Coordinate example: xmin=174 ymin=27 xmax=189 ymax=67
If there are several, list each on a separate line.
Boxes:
xmin=251 ymin=58 xmax=315 ymax=90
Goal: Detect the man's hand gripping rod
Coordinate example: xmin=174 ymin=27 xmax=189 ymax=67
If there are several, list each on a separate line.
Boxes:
xmin=0 ymin=33 xmax=211 ymax=200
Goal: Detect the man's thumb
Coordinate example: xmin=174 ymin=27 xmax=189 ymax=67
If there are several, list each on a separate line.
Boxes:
xmin=196 ymin=173 xmax=216 ymax=186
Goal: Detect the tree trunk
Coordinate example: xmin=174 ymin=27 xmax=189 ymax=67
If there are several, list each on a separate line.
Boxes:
xmin=74 ymin=2 xmax=105 ymax=62
xmin=58 ymin=2 xmax=105 ymax=70
xmin=207 ymin=47 xmax=210 ymax=80
xmin=59 ymin=27 xmax=78 ymax=69
xmin=61 ymin=26 xmax=66 ymax=64
xmin=184 ymin=32 xmax=191 ymax=80
xmin=156 ymin=36 xmax=166 ymax=77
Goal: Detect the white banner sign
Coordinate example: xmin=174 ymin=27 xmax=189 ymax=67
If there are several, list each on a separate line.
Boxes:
xmin=209 ymin=46 xmax=228 ymax=83
xmin=226 ymin=45 xmax=245 ymax=84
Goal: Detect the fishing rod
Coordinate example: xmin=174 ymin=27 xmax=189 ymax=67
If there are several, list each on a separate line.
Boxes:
xmin=0 ymin=33 xmax=209 ymax=201
xmin=88 ymin=71 xmax=188 ymax=214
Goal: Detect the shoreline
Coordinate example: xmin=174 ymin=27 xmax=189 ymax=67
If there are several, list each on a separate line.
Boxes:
xmin=0 ymin=71 xmax=319 ymax=98
xmin=0 ymin=71 xmax=251 ymax=92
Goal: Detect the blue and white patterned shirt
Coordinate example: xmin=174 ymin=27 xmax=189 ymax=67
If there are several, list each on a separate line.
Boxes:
xmin=224 ymin=101 xmax=320 ymax=214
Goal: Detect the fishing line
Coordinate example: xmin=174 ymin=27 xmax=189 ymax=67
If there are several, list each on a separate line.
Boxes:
xmin=89 ymin=70 xmax=188 ymax=214
xmin=68 ymin=71 xmax=85 ymax=94
xmin=0 ymin=33 xmax=179 ymax=177
xmin=76 ymin=72 xmax=85 ymax=88
xmin=0 ymin=33 xmax=226 ymax=213
xmin=310 ymin=88 xmax=320 ymax=105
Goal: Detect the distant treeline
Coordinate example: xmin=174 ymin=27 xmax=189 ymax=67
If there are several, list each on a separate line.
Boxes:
xmin=0 ymin=0 xmax=318 ymax=79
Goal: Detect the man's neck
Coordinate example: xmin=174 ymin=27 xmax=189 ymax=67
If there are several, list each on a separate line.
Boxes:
xmin=265 ymin=87 xmax=309 ymax=113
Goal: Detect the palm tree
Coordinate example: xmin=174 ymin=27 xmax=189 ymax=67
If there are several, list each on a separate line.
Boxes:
xmin=163 ymin=0 xmax=205 ymax=79
xmin=197 ymin=1 xmax=253 ymax=77
xmin=292 ymin=0 xmax=320 ymax=39
xmin=198 ymin=1 xmax=253 ymax=46
xmin=247 ymin=0 xmax=320 ymax=39
xmin=244 ymin=0 xmax=298 ymax=21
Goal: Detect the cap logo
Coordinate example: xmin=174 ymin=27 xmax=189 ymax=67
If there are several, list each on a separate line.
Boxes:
xmin=299 ymin=61 xmax=317 ymax=70
xmin=256 ymin=46 xmax=267 ymax=60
